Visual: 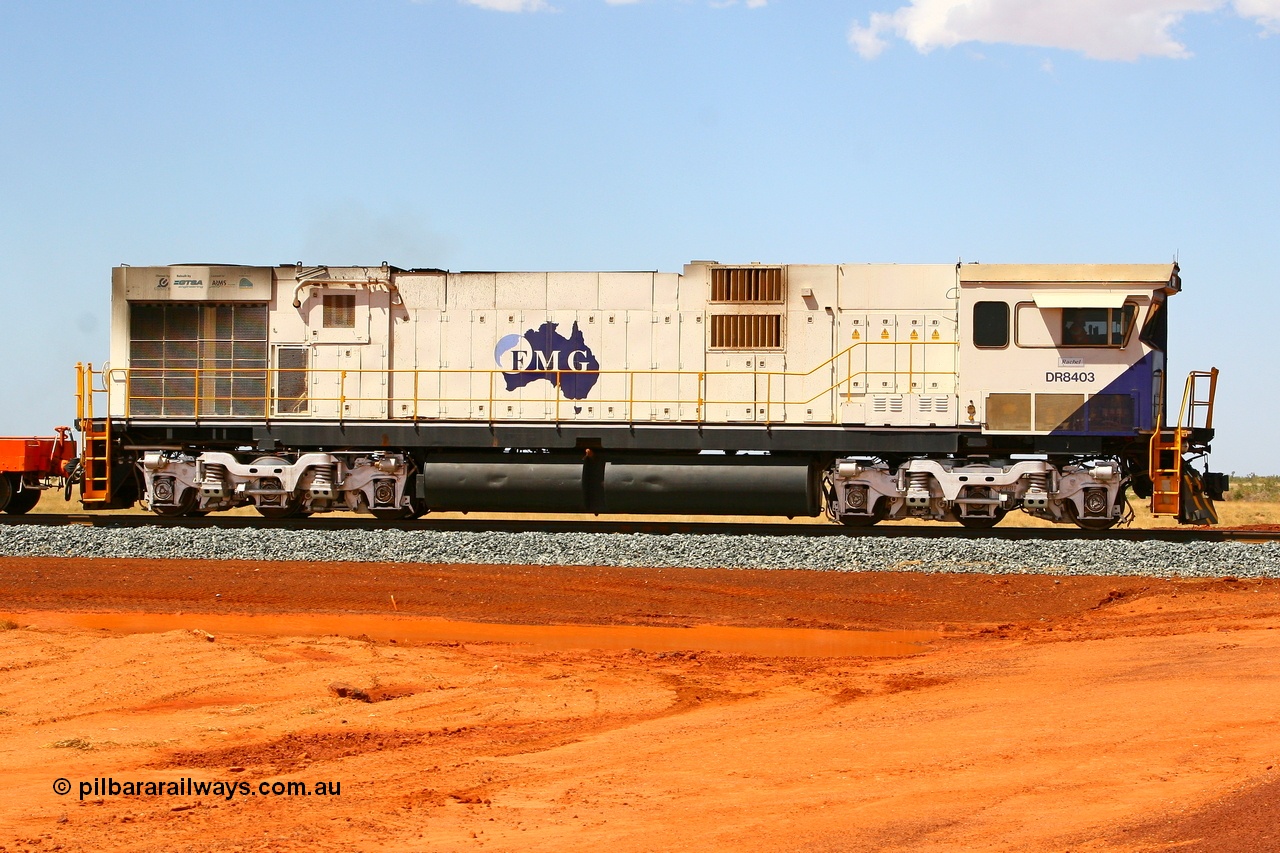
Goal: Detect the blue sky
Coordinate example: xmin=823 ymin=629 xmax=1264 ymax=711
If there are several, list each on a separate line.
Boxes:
xmin=1 ymin=1 xmax=1276 ymax=474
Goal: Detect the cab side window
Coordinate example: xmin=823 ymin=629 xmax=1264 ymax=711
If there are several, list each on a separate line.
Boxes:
xmin=973 ymin=301 xmax=1009 ymax=348
xmin=1062 ymin=305 xmax=1136 ymax=347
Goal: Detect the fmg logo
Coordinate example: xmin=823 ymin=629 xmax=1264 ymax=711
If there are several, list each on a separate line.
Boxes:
xmin=495 ymin=335 xmax=593 ymax=372
xmin=493 ymin=321 xmax=600 ymax=400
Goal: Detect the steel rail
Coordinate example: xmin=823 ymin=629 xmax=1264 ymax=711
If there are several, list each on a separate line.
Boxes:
xmin=2 ymin=514 xmax=1278 ymax=544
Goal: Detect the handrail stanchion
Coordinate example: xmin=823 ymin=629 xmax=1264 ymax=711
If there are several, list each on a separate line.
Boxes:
xmin=766 ymin=372 xmax=772 ymax=426
xmin=1205 ymin=368 xmax=1219 ymax=429
xmin=75 ymin=363 xmax=84 ymax=427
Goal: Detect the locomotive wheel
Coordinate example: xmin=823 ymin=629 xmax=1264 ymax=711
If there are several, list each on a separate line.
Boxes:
xmin=1070 ymin=513 xmax=1119 ymax=531
xmin=0 ymin=474 xmax=11 ymax=512
xmin=957 ymin=510 xmax=1005 ymax=530
xmin=4 ymin=480 xmax=41 ymax=515
xmin=152 ymin=488 xmax=198 ymax=518
xmin=255 ymin=500 xmax=306 ymax=519
xmin=371 ymin=494 xmax=428 ymax=521
xmin=837 ymin=498 xmax=884 ymax=527
xmin=1065 ymin=501 xmax=1119 ymax=531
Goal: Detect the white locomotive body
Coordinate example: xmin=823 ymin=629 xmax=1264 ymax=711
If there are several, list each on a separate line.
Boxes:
xmin=77 ymin=259 xmax=1223 ymax=527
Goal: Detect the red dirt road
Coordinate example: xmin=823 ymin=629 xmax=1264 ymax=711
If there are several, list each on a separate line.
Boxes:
xmin=2 ymin=557 xmax=1280 ymax=852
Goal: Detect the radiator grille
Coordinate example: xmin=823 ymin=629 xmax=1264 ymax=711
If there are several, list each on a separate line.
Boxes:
xmin=129 ymin=302 xmax=268 ymax=417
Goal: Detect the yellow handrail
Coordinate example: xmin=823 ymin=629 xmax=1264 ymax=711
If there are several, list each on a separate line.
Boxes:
xmin=75 ymin=362 xmax=85 ymax=426
xmin=1176 ymin=368 xmax=1218 ymax=433
xmin=93 ymin=337 xmax=962 ymax=424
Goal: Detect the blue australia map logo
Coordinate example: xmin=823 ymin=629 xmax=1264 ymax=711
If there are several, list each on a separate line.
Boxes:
xmin=494 ymin=322 xmax=600 ymax=402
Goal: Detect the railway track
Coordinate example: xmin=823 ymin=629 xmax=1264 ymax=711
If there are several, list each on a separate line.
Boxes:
xmin=4 ymin=513 xmax=1278 ymax=544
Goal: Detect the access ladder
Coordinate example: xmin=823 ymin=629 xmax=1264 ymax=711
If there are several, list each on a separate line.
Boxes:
xmin=1149 ymin=368 xmax=1218 ymax=517
xmin=75 ymin=363 xmax=113 ymax=506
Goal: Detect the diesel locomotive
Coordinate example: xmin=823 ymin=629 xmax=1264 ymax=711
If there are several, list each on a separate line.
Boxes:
xmin=74 ymin=260 xmax=1226 ymax=528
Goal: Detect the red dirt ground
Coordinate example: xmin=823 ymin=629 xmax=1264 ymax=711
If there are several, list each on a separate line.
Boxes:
xmin=2 ymin=557 xmax=1279 ymax=852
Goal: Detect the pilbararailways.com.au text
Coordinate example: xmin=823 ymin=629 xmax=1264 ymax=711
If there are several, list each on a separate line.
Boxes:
xmin=53 ymin=777 xmax=342 ymax=801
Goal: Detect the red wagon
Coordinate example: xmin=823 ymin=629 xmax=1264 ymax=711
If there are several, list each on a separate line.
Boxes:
xmin=0 ymin=427 xmax=77 ymax=514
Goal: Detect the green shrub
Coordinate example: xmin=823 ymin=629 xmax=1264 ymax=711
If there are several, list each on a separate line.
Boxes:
xmin=1223 ymin=474 xmax=1280 ymax=502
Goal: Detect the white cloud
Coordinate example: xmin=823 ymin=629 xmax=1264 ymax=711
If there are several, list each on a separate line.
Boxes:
xmin=1234 ymin=0 xmax=1280 ymax=32
xmin=849 ymin=13 xmax=895 ymax=58
xmin=848 ymin=0 xmax=1277 ymax=61
xmin=461 ymin=0 xmax=550 ymax=10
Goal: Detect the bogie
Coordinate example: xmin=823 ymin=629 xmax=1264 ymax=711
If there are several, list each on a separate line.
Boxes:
xmin=827 ymin=456 xmax=1126 ymax=529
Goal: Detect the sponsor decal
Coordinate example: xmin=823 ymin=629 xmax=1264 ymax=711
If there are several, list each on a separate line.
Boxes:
xmin=208 ymin=276 xmax=256 ymax=290
xmin=493 ymin=322 xmax=600 ymax=401
xmin=156 ymin=277 xmax=170 ymax=289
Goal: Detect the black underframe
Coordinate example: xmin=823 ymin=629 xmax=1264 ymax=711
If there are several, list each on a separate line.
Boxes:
xmin=101 ymin=419 xmax=1150 ymax=460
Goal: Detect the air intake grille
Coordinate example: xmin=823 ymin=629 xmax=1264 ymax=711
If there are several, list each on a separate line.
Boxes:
xmin=710 ymin=314 xmax=783 ymax=349
xmin=711 ymin=267 xmax=784 ymax=303
xmin=916 ymin=396 xmax=951 ymax=414
xmin=323 ymin=294 xmax=356 ymax=328
xmin=872 ymin=396 xmax=905 ymax=413
xmin=275 ymin=347 xmax=309 ymax=415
